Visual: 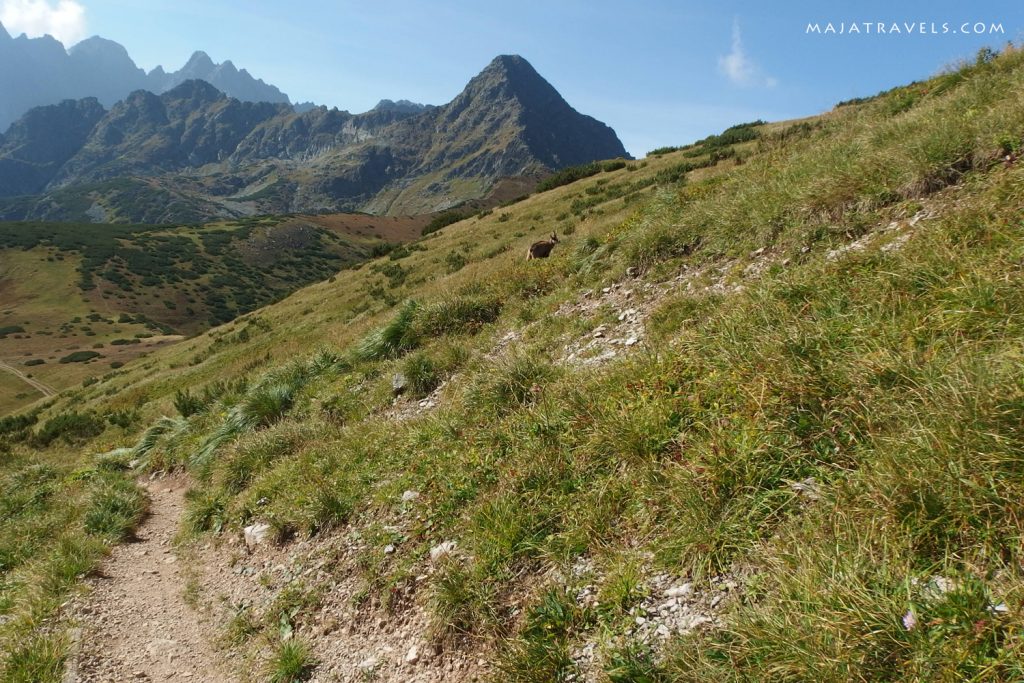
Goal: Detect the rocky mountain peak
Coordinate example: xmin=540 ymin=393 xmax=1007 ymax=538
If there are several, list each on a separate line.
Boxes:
xmin=69 ymin=36 xmax=133 ymax=61
xmin=449 ymin=54 xmax=565 ymax=118
xmin=182 ymin=50 xmax=216 ymax=72
xmin=373 ymin=99 xmax=429 ymax=114
xmin=0 ymin=21 xmax=10 ymax=41
xmin=165 ymin=78 xmax=224 ymax=98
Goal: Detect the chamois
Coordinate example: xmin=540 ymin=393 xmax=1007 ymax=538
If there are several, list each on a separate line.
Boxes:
xmin=526 ymin=232 xmax=559 ymax=260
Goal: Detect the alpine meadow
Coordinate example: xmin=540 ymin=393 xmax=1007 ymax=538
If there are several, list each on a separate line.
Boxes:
xmin=1 ymin=6 xmax=1024 ymax=683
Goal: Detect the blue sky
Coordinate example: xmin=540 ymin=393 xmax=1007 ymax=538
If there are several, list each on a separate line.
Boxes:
xmin=3 ymin=0 xmax=1023 ymax=157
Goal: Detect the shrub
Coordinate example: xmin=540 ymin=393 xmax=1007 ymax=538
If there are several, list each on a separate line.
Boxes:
xmin=32 ymin=411 xmax=105 ymax=447
xmin=24 ymin=358 xmax=44 ymax=366
xmin=423 ymin=210 xmax=471 ymax=236
xmin=601 ymin=159 xmax=628 ymax=172
xmin=59 ymin=351 xmax=102 ymax=364
xmin=445 ymin=251 xmax=468 ymax=273
xmin=535 ymin=162 xmax=602 ymax=192
xmin=173 ymin=389 xmax=206 ymax=418
xmin=105 ymin=409 xmax=140 ymax=430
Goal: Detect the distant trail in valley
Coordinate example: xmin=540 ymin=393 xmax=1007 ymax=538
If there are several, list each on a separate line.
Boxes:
xmin=69 ymin=476 xmax=236 ymax=683
xmin=0 ymin=360 xmax=55 ymax=397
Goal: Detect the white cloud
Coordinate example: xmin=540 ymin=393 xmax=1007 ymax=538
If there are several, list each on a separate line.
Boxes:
xmin=718 ymin=20 xmax=776 ymax=88
xmin=0 ymin=0 xmax=87 ymax=46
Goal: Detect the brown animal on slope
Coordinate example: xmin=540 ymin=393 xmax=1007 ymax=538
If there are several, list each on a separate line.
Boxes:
xmin=527 ymin=232 xmax=559 ymax=260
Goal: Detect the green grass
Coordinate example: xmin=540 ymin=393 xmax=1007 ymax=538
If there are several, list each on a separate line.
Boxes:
xmin=267 ymin=638 xmax=316 ymax=683
xmin=83 ymin=475 xmax=147 ymax=540
xmin=5 ymin=45 xmax=1024 ymax=682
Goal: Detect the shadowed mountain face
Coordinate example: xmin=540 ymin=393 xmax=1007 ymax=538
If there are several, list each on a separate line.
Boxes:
xmin=0 ymin=55 xmax=630 ymax=222
xmin=0 ymin=24 xmax=289 ymax=131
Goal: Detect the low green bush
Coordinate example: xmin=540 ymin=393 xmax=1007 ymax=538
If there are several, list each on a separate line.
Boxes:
xmin=32 ymin=411 xmax=105 ymax=447
xmin=59 ymin=351 xmax=102 ymax=364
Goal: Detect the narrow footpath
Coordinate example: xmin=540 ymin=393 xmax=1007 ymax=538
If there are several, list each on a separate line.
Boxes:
xmin=70 ymin=476 xmax=235 ymax=683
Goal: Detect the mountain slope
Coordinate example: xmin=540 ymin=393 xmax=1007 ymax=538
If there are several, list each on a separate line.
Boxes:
xmin=0 ymin=213 xmax=433 ymax=415
xmin=7 ymin=47 xmax=1024 ymax=683
xmin=0 ymin=56 xmax=629 ymax=222
xmin=0 ymin=97 xmax=106 ymax=196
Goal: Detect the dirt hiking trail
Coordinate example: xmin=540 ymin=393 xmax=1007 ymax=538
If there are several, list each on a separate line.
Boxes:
xmin=0 ymin=360 xmax=55 ymax=397
xmin=69 ymin=475 xmax=236 ymax=683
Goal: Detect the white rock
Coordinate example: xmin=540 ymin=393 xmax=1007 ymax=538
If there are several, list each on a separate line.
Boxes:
xmin=430 ymin=541 xmax=458 ymax=563
xmin=358 ymin=656 xmax=379 ymax=671
xmin=625 ymin=337 xmax=639 ymax=346
xmin=384 ymin=544 xmax=396 ymax=554
xmin=243 ymin=522 xmax=272 ymax=549
xmin=401 ymin=490 xmax=420 ymax=502
xmin=679 ymin=614 xmax=711 ymax=631
xmin=665 ymin=583 xmax=692 ymax=598
xmin=406 ymin=645 xmax=420 ymax=664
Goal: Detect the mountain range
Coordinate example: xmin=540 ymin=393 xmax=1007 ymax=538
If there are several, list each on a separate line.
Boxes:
xmin=0 ymin=22 xmax=289 ymax=132
xmin=0 ymin=54 xmax=629 ymax=222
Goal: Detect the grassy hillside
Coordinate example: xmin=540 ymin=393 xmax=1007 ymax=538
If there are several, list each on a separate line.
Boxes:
xmin=4 ymin=47 xmax=1024 ymax=682
xmin=0 ymin=214 xmax=433 ymax=417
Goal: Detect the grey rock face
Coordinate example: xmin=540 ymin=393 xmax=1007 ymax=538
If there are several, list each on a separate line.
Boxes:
xmin=0 ymin=54 xmax=629 ymax=223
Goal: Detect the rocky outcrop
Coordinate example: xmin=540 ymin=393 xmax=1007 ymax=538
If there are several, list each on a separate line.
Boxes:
xmin=0 ymin=97 xmax=106 ymax=196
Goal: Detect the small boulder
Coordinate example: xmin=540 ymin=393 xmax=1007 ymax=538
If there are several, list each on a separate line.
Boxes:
xmin=243 ymin=522 xmax=272 ymax=549
xmin=664 ymin=583 xmax=692 ymax=599
xmin=430 ymin=541 xmax=458 ymax=563
xmin=392 ymin=373 xmax=408 ymax=396
xmin=406 ymin=645 xmax=420 ymax=664
xmin=401 ymin=490 xmax=420 ymax=503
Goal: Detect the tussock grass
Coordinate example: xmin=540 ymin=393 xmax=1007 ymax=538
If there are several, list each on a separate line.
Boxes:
xmin=83 ymin=475 xmax=147 ymax=540
xmin=354 ymin=299 xmax=421 ymax=361
xmin=267 ymin=638 xmax=315 ymax=683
